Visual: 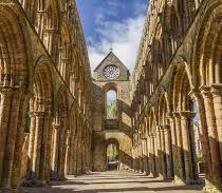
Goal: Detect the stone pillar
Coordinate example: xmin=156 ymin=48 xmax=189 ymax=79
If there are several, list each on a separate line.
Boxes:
xmin=171 ymin=113 xmax=185 ymax=184
xmin=51 ymin=122 xmax=60 ymax=177
xmin=1 ymin=90 xmax=23 ymax=188
xmin=174 ymin=112 xmax=185 ymax=184
xmin=142 ymin=139 xmax=148 ymax=174
xmin=0 ymin=89 xmax=13 ymax=186
xmin=67 ymin=125 xmax=75 ymax=175
xmin=43 ymin=28 xmax=55 ymax=54
xmin=139 ymin=142 xmax=143 ymax=173
xmin=180 ymin=111 xmax=198 ymax=184
xmin=46 ymin=116 xmax=53 ymax=181
xmin=40 ymin=111 xmax=52 ymax=182
xmin=72 ymin=131 xmax=78 ymax=175
xmin=150 ymin=134 xmax=157 ymax=177
xmin=36 ymin=10 xmax=46 ymax=38
xmin=201 ymin=86 xmax=222 ymax=191
xmin=159 ymin=126 xmax=167 ymax=179
xmin=64 ymin=130 xmax=70 ymax=176
xmin=211 ymin=84 xmax=222 ymax=163
xmin=76 ymin=124 xmax=82 ymax=175
xmin=146 ymin=137 xmax=150 ymax=175
xmin=33 ymin=112 xmax=45 ymax=177
xmin=11 ymin=95 xmax=30 ymax=188
xmin=58 ymin=118 xmax=66 ymax=180
xmin=190 ymin=89 xmax=212 ymax=189
xmin=163 ymin=125 xmax=173 ymax=179
xmin=156 ymin=129 xmax=163 ymax=178
xmin=28 ymin=112 xmax=37 ymax=172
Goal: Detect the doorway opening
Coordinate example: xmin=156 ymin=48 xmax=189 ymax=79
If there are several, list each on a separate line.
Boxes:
xmin=107 ymin=143 xmax=119 ymax=170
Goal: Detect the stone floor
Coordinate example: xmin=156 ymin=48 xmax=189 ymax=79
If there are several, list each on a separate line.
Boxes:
xmin=24 ymin=171 xmax=203 ymax=193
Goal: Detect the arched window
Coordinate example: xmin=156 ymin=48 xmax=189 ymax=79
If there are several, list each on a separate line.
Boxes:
xmin=106 ymin=90 xmax=117 ymax=119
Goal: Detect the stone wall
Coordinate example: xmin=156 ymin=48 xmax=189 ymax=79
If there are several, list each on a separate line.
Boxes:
xmin=92 ymin=52 xmax=132 ymax=172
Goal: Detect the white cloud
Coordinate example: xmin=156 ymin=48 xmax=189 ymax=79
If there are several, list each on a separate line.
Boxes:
xmin=88 ymin=14 xmax=145 ymax=73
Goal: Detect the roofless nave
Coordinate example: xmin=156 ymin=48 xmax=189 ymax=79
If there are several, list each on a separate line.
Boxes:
xmin=0 ymin=0 xmax=222 ymax=193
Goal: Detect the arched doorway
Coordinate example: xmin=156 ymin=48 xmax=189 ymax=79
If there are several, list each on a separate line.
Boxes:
xmin=106 ymin=139 xmax=119 ymax=171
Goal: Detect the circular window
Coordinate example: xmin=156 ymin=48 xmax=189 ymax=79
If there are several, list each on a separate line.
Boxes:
xmin=104 ymin=65 xmax=120 ymax=80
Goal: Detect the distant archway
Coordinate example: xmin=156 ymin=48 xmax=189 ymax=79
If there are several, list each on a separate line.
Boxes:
xmin=106 ymin=139 xmax=119 ymax=171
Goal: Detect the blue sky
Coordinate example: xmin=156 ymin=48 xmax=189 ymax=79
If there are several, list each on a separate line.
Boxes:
xmin=76 ymin=0 xmax=148 ymax=72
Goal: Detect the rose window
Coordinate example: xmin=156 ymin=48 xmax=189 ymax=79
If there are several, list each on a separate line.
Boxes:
xmin=104 ymin=65 xmax=120 ymax=80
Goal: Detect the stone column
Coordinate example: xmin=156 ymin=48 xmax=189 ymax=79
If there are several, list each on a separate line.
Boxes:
xmin=0 ymin=89 xmax=13 ymax=186
xmin=51 ymin=122 xmax=59 ymax=176
xmin=148 ymin=135 xmax=152 ymax=176
xmin=163 ymin=125 xmax=173 ymax=179
xmin=159 ymin=126 xmax=167 ymax=179
xmin=1 ymin=90 xmax=22 ymax=188
xmin=28 ymin=112 xmax=37 ymax=172
xmin=190 ymin=89 xmax=212 ymax=187
xmin=40 ymin=111 xmax=52 ymax=182
xmin=36 ymin=10 xmax=46 ymax=38
xmin=43 ymin=28 xmax=55 ymax=54
xmin=142 ymin=139 xmax=148 ymax=174
xmin=180 ymin=111 xmax=198 ymax=184
xmin=200 ymin=86 xmax=222 ymax=191
xmin=73 ymin=131 xmax=78 ymax=175
xmin=33 ymin=112 xmax=45 ymax=177
xmin=150 ymin=134 xmax=157 ymax=177
xmin=46 ymin=115 xmax=53 ymax=181
xmin=11 ymin=94 xmax=30 ymax=188
xmin=146 ymin=136 xmax=150 ymax=175
xmin=76 ymin=122 xmax=82 ymax=175
xmin=174 ymin=112 xmax=185 ymax=184
xmin=67 ymin=125 xmax=75 ymax=175
xmin=64 ymin=130 xmax=70 ymax=176
xmin=156 ymin=129 xmax=162 ymax=178
xmin=211 ymin=84 xmax=222 ymax=163
xmin=58 ymin=117 xmax=66 ymax=180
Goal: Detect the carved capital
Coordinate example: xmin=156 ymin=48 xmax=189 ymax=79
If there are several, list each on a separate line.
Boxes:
xmin=188 ymin=88 xmax=202 ymax=100
xmin=34 ymin=111 xmax=46 ymax=118
xmin=45 ymin=28 xmax=55 ymax=33
xmin=0 ymin=87 xmax=14 ymax=95
xmin=162 ymin=125 xmax=170 ymax=134
xmin=180 ymin=111 xmax=195 ymax=119
xmin=173 ymin=112 xmax=181 ymax=118
xmin=211 ymin=83 xmax=222 ymax=97
xmin=199 ymin=85 xmax=212 ymax=99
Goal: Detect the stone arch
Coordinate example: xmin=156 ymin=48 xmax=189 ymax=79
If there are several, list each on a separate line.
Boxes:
xmin=106 ymin=138 xmax=119 ymax=170
xmin=158 ymin=94 xmax=169 ymax=126
xmin=164 ymin=1 xmax=182 ymax=55
xmin=0 ymin=6 xmax=29 ymax=88
xmin=28 ymin=56 xmax=54 ymax=182
xmin=51 ymin=85 xmax=69 ymax=180
xmin=0 ymin=5 xmax=31 ymax=189
xmin=170 ymin=61 xmax=205 ymax=183
xmin=32 ymin=0 xmax=59 ymax=54
xmin=171 ymin=64 xmax=186 ymax=112
xmin=185 ymin=0 xmax=196 ymax=23
xmin=194 ymin=4 xmax=222 ymax=86
xmin=191 ymin=2 xmax=222 ymax=190
xmin=147 ymin=107 xmax=156 ymax=134
xmin=66 ymin=108 xmax=77 ymax=175
xmin=58 ymin=21 xmax=72 ymax=83
xmin=151 ymin=22 xmax=165 ymax=84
